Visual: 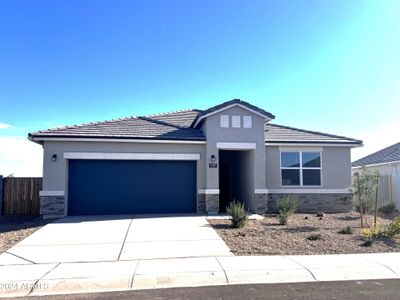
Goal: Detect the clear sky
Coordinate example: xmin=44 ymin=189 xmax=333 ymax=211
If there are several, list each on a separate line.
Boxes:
xmin=0 ymin=0 xmax=399 ymax=176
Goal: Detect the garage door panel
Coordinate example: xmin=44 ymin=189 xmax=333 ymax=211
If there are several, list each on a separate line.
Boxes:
xmin=68 ymin=160 xmax=196 ymax=215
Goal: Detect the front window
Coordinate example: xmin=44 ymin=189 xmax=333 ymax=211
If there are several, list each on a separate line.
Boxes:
xmin=281 ymin=151 xmax=321 ymax=186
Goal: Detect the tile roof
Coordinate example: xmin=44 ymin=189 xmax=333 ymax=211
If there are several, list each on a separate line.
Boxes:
xmin=29 ymin=103 xmax=362 ymax=146
xmin=29 ymin=110 xmax=206 ymax=141
xmin=352 ymin=142 xmax=400 ymax=167
xmin=265 ymin=124 xmax=362 ymax=145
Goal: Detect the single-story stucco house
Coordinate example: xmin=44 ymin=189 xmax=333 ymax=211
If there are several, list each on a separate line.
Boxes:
xmin=352 ymin=142 xmax=400 ymax=208
xmin=29 ymin=99 xmax=362 ymax=218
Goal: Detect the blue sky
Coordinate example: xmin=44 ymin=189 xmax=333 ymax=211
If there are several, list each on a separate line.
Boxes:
xmin=0 ymin=0 xmax=399 ymax=175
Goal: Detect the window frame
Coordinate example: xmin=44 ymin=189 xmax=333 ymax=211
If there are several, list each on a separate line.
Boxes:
xmin=280 ymin=150 xmax=322 ymax=187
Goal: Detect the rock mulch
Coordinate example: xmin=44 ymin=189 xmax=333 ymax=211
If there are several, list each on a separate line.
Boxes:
xmin=208 ymin=211 xmax=400 ymax=255
xmin=0 ymin=216 xmax=51 ymax=253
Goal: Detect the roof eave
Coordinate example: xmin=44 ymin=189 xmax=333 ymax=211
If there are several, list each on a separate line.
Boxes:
xmin=27 ymin=134 xmax=44 ymax=145
xmin=29 ymin=135 xmax=207 ymax=144
xmin=265 ymin=140 xmax=363 ymax=147
xmin=352 ymin=159 xmax=400 ymax=168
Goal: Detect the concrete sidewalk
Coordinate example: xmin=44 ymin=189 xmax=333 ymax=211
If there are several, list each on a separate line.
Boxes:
xmin=1 ymin=252 xmax=400 ymax=298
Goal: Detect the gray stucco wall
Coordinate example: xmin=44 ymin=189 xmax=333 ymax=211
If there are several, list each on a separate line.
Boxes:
xmin=266 ymin=146 xmax=352 ymax=189
xmin=201 ymin=106 xmax=267 ymax=190
xmin=42 ymin=141 xmax=206 ymax=192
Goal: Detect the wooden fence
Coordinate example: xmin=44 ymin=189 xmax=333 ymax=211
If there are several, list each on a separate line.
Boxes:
xmin=1 ymin=177 xmax=42 ymax=215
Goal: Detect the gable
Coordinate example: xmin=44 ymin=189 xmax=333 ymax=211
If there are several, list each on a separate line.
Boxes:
xmin=192 ymin=99 xmax=275 ymax=128
xmin=204 ymin=105 xmax=266 ymax=131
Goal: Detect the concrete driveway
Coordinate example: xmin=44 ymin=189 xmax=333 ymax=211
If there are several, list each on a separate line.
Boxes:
xmin=1 ymin=215 xmax=233 ymax=264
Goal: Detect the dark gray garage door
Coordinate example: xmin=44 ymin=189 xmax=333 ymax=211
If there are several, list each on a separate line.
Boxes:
xmin=68 ymin=159 xmax=196 ymax=215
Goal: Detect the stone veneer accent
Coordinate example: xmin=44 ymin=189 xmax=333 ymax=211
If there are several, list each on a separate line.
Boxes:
xmin=40 ymin=196 xmax=65 ymax=218
xmin=205 ymin=194 xmax=219 ymax=214
xmin=267 ymin=193 xmax=353 ymax=213
xmin=197 ymin=193 xmax=206 ymax=213
xmin=254 ymin=193 xmax=268 ymax=214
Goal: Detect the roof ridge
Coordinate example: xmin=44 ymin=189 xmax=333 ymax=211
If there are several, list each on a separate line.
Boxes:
xmin=267 ymin=123 xmax=362 ymax=143
xmin=143 ymin=108 xmax=196 ymax=118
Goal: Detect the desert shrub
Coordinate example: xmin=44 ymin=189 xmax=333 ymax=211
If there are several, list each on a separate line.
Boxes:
xmin=277 ymin=196 xmax=299 ymax=225
xmin=385 ymin=217 xmax=400 ymax=238
xmin=307 ymin=233 xmax=322 ymax=241
xmin=226 ymin=201 xmax=249 ymax=229
xmin=316 ymin=212 xmax=325 ymax=218
xmin=338 ymin=226 xmax=353 ymax=235
xmin=352 ymin=169 xmax=380 ymax=227
xmin=362 ymin=224 xmax=384 ymax=239
xmin=379 ymin=203 xmax=396 ymax=214
xmin=361 ymin=239 xmax=373 ymax=247
xmin=361 ymin=218 xmax=400 ymax=239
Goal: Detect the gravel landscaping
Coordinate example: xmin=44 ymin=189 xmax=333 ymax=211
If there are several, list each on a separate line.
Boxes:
xmin=208 ymin=211 xmax=400 ymax=255
xmin=0 ymin=216 xmax=52 ymax=253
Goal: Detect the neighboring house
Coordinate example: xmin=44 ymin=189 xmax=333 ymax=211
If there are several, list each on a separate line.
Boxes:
xmin=29 ymin=99 xmax=362 ymax=218
xmin=352 ymin=142 xmax=400 ymax=209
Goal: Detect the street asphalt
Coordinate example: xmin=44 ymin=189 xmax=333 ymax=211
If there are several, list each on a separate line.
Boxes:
xmin=10 ymin=279 xmax=400 ymax=300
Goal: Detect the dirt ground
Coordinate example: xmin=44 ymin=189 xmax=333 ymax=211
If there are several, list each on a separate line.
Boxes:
xmin=0 ymin=216 xmax=52 ymax=253
xmin=208 ymin=211 xmax=400 ymax=255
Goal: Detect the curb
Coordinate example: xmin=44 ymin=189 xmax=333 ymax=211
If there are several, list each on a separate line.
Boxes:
xmin=1 ymin=253 xmax=400 ymax=298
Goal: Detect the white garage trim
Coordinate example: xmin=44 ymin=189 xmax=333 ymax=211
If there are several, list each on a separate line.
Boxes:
xmin=216 ymin=142 xmax=256 ymax=150
xmin=63 ymin=152 xmax=201 ymax=160
xmin=255 ymin=189 xmax=269 ymax=194
xmin=198 ymin=189 xmax=220 ymax=194
xmin=39 ymin=191 xmax=65 ymax=197
xmin=268 ymin=189 xmax=350 ymax=194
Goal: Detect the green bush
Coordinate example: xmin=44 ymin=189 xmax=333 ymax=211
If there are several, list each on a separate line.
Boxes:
xmin=307 ymin=233 xmax=322 ymax=241
xmin=352 ymin=169 xmax=380 ymax=216
xmin=226 ymin=201 xmax=249 ymax=228
xmin=362 ymin=224 xmax=384 ymax=239
xmin=360 ymin=218 xmax=400 ymax=239
xmin=379 ymin=203 xmax=396 ymax=214
xmin=386 ymin=217 xmax=400 ymax=238
xmin=338 ymin=226 xmax=353 ymax=235
xmin=277 ymin=196 xmax=299 ymax=225
xmin=361 ymin=239 xmax=373 ymax=247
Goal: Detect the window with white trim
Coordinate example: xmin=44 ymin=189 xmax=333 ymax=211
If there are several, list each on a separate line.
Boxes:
xmin=280 ymin=151 xmax=321 ymax=186
xmin=232 ymin=115 xmax=241 ymax=128
xmin=243 ymin=116 xmax=252 ymax=128
xmin=220 ymin=115 xmax=229 ymax=128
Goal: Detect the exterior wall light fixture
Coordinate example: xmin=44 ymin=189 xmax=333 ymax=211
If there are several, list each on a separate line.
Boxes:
xmin=211 ymin=155 xmax=216 ymax=162
xmin=51 ymin=154 xmax=57 ymax=162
